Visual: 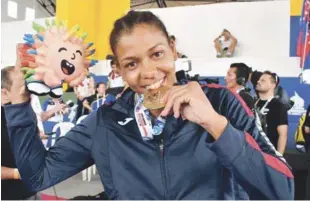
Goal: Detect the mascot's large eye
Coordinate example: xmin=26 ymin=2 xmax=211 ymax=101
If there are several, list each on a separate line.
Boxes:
xmin=58 ymin=47 xmax=67 ymax=52
xmin=76 ymin=50 xmax=82 ymax=56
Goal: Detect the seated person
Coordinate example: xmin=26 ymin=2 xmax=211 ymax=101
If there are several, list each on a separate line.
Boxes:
xmin=170 ymin=35 xmax=188 ymax=58
xmin=42 ymin=97 xmax=68 ymax=122
xmin=74 ymin=76 xmax=95 ymax=120
xmin=225 ymin=63 xmax=254 ymax=110
xmin=214 ymin=29 xmax=237 ymax=58
xmin=106 ymin=59 xmax=126 ymax=96
xmin=83 ymin=82 xmax=116 ymax=112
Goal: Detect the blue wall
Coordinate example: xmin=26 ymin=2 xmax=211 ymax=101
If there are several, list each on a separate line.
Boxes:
xmin=290 ymin=16 xmax=300 ymax=57
xmin=43 ymin=75 xmax=309 ymax=150
xmin=92 ymin=75 xmax=310 ymax=149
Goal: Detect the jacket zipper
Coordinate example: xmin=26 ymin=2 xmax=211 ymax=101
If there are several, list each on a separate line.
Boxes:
xmin=158 ymin=139 xmax=168 ymax=199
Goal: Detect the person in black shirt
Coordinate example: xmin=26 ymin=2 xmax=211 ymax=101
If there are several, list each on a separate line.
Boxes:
xmin=1 ymin=66 xmax=38 ymax=199
xmin=255 ymin=71 xmax=288 ymax=154
xmin=83 ymin=82 xmax=116 ymax=113
xmin=303 ymin=105 xmax=310 ymax=152
xmin=250 ymin=70 xmax=293 ymax=111
xmin=225 ymin=63 xmax=254 ymax=110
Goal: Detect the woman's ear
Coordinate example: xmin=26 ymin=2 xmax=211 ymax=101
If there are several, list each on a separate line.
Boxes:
xmin=169 ymin=39 xmax=178 ymax=61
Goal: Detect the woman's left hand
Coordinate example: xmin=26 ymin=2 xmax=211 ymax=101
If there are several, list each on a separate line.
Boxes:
xmin=160 ymin=82 xmax=227 ymax=139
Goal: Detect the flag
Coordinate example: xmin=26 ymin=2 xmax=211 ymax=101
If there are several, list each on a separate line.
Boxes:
xmin=297 ymin=0 xmax=310 ymax=62
xmin=299 ymin=21 xmax=310 ymax=69
xmin=297 ymin=0 xmax=309 ymax=56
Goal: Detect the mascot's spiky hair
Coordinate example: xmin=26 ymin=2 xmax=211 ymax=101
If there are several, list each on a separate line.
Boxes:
xmin=18 ymin=19 xmax=98 ymax=97
xmin=18 ymin=20 xmax=98 ymax=97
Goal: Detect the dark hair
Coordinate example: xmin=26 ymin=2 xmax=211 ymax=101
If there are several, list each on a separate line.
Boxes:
xmin=262 ymin=70 xmax=280 ymax=86
xmin=223 ymin=29 xmax=230 ymax=34
xmin=110 ymin=59 xmax=116 ymax=66
xmin=109 ymin=11 xmax=170 ymax=56
xmin=230 ymin=63 xmax=251 ymax=81
xmin=96 ymin=82 xmax=105 ymax=89
xmin=170 ymin=35 xmax=176 ymax=41
xmin=106 ymin=54 xmax=114 ymax=60
xmin=1 ymin=66 xmax=15 ymax=90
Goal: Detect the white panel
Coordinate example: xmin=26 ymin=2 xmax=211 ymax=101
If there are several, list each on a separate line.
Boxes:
xmin=146 ymin=1 xmax=290 ymax=58
xmin=1 ymin=1 xmax=300 ymax=78
xmin=1 ymin=17 xmax=55 ymax=67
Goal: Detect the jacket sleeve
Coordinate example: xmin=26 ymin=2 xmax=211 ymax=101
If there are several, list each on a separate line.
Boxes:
xmin=3 ymin=101 xmax=95 ymax=192
xmin=205 ymin=86 xmax=294 ymax=200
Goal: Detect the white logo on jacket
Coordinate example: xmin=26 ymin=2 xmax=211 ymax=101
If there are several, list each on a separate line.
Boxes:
xmin=118 ymin=118 xmax=134 ymax=126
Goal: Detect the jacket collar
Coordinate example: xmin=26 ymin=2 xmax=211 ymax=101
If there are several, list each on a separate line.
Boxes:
xmin=110 ymin=88 xmax=192 ymax=141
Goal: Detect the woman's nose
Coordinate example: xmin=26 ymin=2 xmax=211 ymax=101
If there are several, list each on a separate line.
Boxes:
xmin=140 ymin=59 xmax=157 ymax=79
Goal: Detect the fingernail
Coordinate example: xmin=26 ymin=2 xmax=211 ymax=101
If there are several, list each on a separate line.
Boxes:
xmin=24 ymin=34 xmax=33 ymax=38
xmin=87 ymin=42 xmax=94 ymax=48
xmin=89 ymin=60 xmax=98 ymax=67
xmin=27 ymin=49 xmax=38 ymax=55
xmin=23 ymin=37 xmax=34 ymax=44
xmin=36 ymin=34 xmax=44 ymax=42
xmin=90 ymin=49 xmax=96 ymax=55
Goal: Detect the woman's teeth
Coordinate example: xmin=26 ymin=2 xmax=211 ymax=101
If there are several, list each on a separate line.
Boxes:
xmin=146 ymin=78 xmax=165 ymax=90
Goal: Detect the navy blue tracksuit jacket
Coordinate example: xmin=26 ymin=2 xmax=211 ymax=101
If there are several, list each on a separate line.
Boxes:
xmin=4 ymin=84 xmax=294 ymax=199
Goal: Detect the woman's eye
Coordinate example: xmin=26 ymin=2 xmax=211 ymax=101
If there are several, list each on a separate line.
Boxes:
xmin=152 ymin=51 xmax=164 ymax=59
xmin=125 ymin=62 xmax=136 ymax=68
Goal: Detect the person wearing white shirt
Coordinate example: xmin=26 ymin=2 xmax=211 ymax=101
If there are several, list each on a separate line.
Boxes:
xmin=74 ymin=76 xmax=95 ymax=120
xmin=107 ymin=60 xmax=126 ymax=96
xmin=214 ymin=29 xmax=237 ymax=58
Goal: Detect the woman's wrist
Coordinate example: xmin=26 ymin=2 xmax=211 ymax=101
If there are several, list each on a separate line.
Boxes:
xmin=200 ymin=112 xmax=228 ymax=140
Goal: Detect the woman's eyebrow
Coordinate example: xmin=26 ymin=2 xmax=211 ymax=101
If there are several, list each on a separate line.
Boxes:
xmin=148 ymin=43 xmax=164 ymax=52
xmin=120 ymin=56 xmax=138 ymax=63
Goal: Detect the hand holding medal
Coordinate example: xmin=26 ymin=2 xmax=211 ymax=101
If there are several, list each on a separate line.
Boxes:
xmin=160 ymin=81 xmax=228 ymax=139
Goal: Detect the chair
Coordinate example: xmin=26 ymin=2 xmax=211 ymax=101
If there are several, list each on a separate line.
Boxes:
xmin=47 ymin=122 xmax=75 ymax=148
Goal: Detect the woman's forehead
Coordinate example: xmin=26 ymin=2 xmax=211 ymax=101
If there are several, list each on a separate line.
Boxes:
xmin=115 ymin=25 xmax=169 ymax=58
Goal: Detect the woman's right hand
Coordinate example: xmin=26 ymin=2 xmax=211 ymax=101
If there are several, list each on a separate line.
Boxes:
xmin=10 ymin=66 xmax=30 ymax=105
xmin=10 ymin=44 xmax=31 ymax=104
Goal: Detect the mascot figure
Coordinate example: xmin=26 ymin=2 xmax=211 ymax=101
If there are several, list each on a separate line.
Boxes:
xmin=18 ymin=19 xmax=97 ymax=98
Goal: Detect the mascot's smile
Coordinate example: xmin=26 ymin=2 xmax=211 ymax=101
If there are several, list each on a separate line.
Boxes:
xmin=61 ymin=59 xmax=75 ymax=75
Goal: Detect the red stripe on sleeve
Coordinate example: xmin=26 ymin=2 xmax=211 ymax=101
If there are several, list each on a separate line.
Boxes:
xmin=245 ymin=133 xmax=294 ymax=178
xmin=206 ymin=84 xmax=254 ymax=117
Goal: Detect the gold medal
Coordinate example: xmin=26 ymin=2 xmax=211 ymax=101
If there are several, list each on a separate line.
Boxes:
xmin=143 ymin=86 xmax=169 ymax=110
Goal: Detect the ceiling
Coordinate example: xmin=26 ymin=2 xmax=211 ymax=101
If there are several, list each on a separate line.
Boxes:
xmin=1 ymin=0 xmax=260 ymax=23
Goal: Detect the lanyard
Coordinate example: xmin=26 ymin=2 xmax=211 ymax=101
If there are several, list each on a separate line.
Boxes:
xmin=96 ymin=94 xmax=106 ymax=109
xmin=134 ymin=94 xmax=166 ymax=141
xmin=255 ymin=97 xmax=274 ymax=114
